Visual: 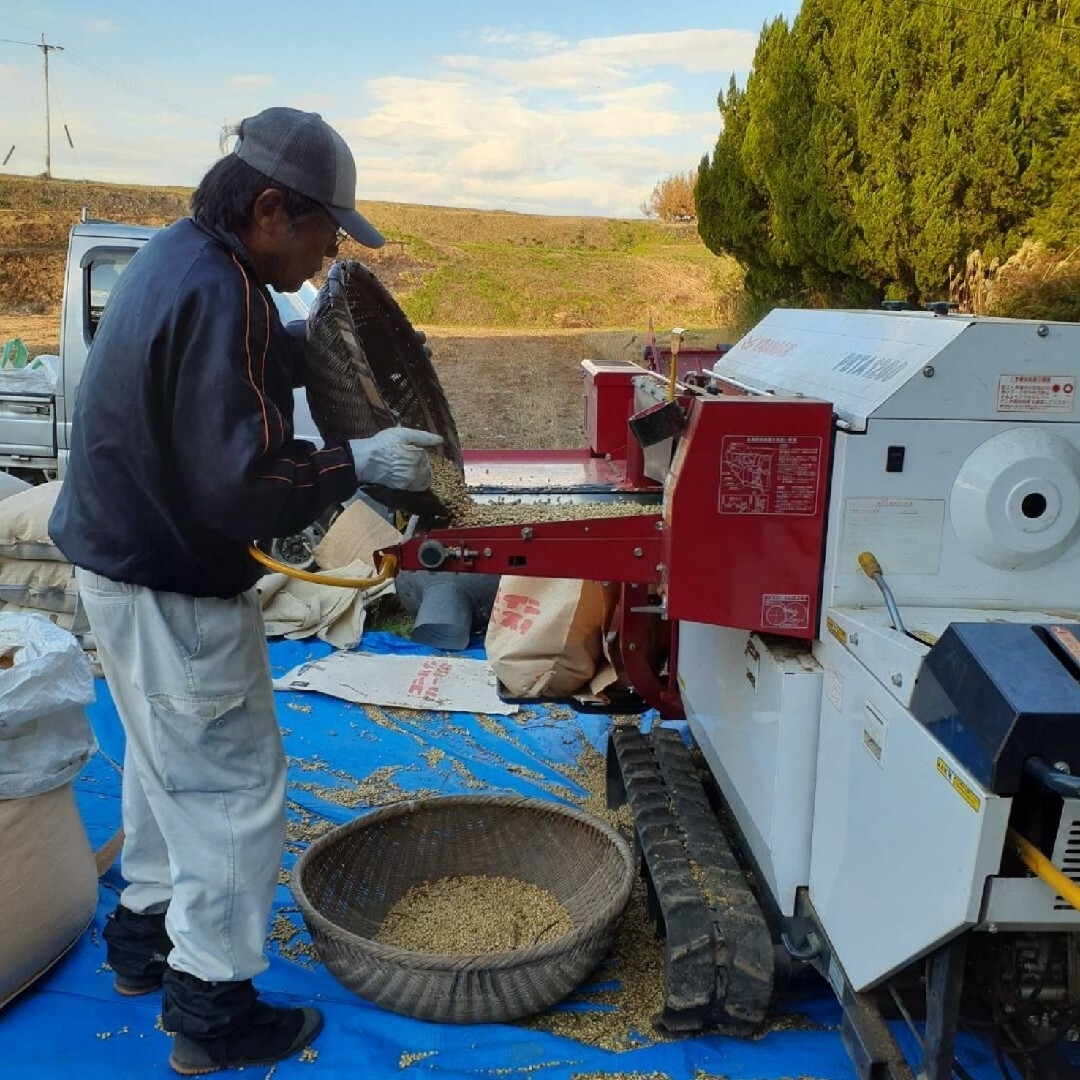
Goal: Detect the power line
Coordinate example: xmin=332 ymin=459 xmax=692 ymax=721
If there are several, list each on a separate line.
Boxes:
xmin=59 ymin=48 xmax=214 ymax=122
xmin=2 ymin=31 xmax=215 ymax=126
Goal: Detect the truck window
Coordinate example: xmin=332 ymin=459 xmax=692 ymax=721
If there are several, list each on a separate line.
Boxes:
xmin=87 ymin=252 xmax=134 ymax=337
xmin=271 ymin=281 xmax=317 ymax=322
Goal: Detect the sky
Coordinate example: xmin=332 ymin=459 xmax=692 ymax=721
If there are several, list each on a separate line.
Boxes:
xmin=0 ymin=1 xmax=802 ymax=219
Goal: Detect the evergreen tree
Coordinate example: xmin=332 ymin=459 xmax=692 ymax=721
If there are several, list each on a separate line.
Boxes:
xmin=696 ymin=0 xmax=1080 ymax=315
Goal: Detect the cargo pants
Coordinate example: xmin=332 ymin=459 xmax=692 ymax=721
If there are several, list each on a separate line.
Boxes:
xmin=74 ymin=569 xmax=286 ymax=983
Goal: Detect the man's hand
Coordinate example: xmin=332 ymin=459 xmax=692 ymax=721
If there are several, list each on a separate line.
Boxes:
xmin=350 ymin=427 xmax=444 ymax=491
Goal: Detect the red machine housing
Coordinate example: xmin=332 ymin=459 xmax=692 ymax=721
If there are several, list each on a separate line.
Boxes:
xmin=386 ymin=369 xmax=832 ymax=711
xmin=581 ymin=358 xmax=659 ymax=491
xmin=661 ymin=392 xmax=833 ymax=639
xmin=582 ymin=358 xmax=638 ymax=459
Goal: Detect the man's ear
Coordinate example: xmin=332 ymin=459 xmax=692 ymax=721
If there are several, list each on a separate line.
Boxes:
xmin=250 ymin=188 xmax=290 ymax=238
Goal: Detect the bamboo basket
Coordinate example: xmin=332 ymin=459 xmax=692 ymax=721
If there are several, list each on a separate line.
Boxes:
xmin=290 ymin=794 xmax=635 ymax=1023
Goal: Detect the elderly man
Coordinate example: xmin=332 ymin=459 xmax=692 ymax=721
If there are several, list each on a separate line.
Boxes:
xmin=50 ymin=107 xmax=441 ymax=1075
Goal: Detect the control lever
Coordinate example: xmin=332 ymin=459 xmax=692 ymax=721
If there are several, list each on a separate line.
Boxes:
xmin=858 ymin=551 xmax=907 ymax=635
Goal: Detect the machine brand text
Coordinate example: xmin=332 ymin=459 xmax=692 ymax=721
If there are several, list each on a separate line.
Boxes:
xmin=832 ymin=352 xmax=907 ymax=383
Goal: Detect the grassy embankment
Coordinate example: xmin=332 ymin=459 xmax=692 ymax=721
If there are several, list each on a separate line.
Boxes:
xmin=0 ymin=175 xmax=740 ymax=337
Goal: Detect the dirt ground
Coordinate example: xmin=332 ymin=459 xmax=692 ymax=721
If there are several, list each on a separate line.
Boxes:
xmin=0 ymin=313 xmax=612 ymax=451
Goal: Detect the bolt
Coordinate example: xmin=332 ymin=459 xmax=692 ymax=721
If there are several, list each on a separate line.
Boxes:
xmin=1065 ymin=1028 xmax=1079 ymax=1043
xmin=483 ymin=547 xmax=492 ymax=558
xmin=627 ymin=643 xmax=638 ymax=652
xmin=1037 ymin=324 xmax=1050 ymax=338
xmin=892 ymin=673 xmax=903 ymax=687
xmin=521 ymin=527 xmax=533 ymax=540
xmin=849 ymin=633 xmax=859 ymax=646
xmin=633 ymin=547 xmax=643 ymax=557
xmin=923 ymin=365 xmax=935 ymax=378
xmin=654 ymin=520 xmax=664 ymax=531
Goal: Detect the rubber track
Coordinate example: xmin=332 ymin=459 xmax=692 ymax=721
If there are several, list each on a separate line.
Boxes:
xmin=607 ymin=724 xmax=774 ymax=1031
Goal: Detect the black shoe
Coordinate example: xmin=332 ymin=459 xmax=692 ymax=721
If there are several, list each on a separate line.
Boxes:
xmin=102 ymin=904 xmax=171 ymax=996
xmin=168 ymin=1003 xmax=323 ymax=1075
xmin=162 ymin=970 xmax=323 ymax=1076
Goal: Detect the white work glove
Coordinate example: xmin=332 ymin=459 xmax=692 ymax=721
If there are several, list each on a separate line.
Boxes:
xmin=350 ymin=427 xmax=444 ymax=491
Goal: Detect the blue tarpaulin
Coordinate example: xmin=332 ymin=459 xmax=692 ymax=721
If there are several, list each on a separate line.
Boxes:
xmin=2 ymin=632 xmax=1069 ymax=1078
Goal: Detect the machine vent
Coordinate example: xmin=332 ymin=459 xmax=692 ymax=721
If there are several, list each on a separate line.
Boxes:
xmin=1051 ymin=802 xmax=1080 ymax=911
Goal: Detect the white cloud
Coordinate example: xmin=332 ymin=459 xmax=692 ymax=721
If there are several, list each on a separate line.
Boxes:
xmin=84 ymin=19 xmax=121 ymax=35
xmin=443 ymin=29 xmax=756 ymax=92
xmin=338 ymin=29 xmax=728 ymax=217
xmin=476 ymin=29 xmax=566 ymax=52
xmin=294 ymin=93 xmax=335 ymax=112
xmin=1 ymin=22 xmax=737 ymax=217
xmin=230 ymin=74 xmax=275 ymax=88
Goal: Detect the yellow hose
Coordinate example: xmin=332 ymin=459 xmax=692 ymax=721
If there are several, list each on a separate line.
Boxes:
xmin=1007 ymin=827 xmax=1080 ymax=914
xmin=247 ymin=543 xmax=399 ymax=589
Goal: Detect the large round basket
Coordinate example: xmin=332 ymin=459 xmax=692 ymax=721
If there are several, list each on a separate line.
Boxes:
xmin=290 ymin=794 xmax=636 ymax=1023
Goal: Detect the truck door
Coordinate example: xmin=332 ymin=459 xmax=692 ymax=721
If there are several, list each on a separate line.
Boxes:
xmin=56 ymin=245 xmax=141 ymax=471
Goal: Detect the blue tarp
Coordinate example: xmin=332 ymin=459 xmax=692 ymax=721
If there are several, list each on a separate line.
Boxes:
xmin=2 ymin=632 xmax=1068 ymax=1078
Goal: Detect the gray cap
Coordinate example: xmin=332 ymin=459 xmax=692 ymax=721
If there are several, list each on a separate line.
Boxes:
xmin=234 ymin=106 xmax=385 ymax=248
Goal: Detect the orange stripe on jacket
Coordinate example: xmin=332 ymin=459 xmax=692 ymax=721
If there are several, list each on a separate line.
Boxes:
xmin=229 ymin=253 xmax=271 ymax=455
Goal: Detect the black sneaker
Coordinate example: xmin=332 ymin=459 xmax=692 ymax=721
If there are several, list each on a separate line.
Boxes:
xmin=168 ymin=1002 xmax=324 ymax=1076
xmin=102 ymin=905 xmax=171 ymax=996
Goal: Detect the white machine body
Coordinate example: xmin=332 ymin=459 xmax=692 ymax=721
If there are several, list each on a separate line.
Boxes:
xmin=677 ymin=308 xmax=1080 ymax=991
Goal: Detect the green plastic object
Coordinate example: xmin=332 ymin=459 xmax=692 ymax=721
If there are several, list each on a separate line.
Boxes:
xmin=1 ymin=339 xmax=30 ymax=370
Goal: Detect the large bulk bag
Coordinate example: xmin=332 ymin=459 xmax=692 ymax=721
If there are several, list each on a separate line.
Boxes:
xmin=0 ymin=612 xmax=99 ymax=1010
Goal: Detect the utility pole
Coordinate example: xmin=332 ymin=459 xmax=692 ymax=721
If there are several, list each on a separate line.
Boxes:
xmin=41 ymin=34 xmax=57 ymax=178
xmin=0 ymin=33 xmax=64 ymax=177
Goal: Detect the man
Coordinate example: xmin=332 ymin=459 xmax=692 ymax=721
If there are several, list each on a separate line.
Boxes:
xmin=49 ymin=107 xmax=442 ymax=1075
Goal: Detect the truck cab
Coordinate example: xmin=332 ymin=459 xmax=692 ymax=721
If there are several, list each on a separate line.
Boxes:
xmin=0 ymin=216 xmax=320 ymax=481
xmin=0 ymin=215 xmax=328 ymax=565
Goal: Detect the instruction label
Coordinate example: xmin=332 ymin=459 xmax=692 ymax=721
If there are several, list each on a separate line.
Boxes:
xmin=1050 ymin=625 xmax=1080 ymax=669
xmin=840 ymin=498 xmax=945 ymax=576
xmin=718 ymin=435 xmax=821 ymax=515
xmin=761 ymin=593 xmax=810 ymax=630
xmin=996 ymin=374 xmax=1075 ymax=413
xmin=825 ymin=663 xmax=844 ymax=712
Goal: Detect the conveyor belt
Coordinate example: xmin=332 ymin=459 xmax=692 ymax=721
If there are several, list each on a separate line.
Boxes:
xmin=606 ymin=725 xmax=775 ymax=1032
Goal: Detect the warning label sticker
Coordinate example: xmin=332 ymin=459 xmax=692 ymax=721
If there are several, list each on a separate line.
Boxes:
xmin=996 ymin=374 xmax=1075 ymax=413
xmin=761 ymin=593 xmax=810 ymax=630
xmin=719 ymin=435 xmax=822 ymax=515
xmin=937 ymin=757 xmax=981 ymax=813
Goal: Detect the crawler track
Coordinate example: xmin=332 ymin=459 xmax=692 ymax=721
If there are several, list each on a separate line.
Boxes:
xmin=606 ymin=724 xmax=775 ymax=1031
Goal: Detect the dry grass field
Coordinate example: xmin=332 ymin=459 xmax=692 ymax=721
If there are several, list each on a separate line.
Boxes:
xmin=0 ymin=175 xmax=739 ymax=449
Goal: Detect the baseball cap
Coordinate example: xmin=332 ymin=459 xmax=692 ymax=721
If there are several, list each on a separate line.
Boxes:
xmin=234 ymin=106 xmax=385 ymax=248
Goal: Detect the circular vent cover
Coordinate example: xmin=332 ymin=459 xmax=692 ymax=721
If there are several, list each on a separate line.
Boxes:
xmin=950 ymin=428 xmax=1080 ymax=570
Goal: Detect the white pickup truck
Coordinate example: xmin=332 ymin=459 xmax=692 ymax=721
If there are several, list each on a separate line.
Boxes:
xmin=0 ymin=213 xmax=330 ymax=567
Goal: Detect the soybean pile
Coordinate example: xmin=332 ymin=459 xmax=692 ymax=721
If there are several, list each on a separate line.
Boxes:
xmin=429 ymin=455 xmax=654 ymax=527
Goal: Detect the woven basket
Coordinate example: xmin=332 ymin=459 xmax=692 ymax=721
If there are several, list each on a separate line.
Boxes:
xmin=303 ymin=259 xmax=463 ymax=520
xmin=290 ymin=794 xmax=635 ymax=1023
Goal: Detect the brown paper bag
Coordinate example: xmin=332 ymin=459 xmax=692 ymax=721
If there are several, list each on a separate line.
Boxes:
xmin=313 ymin=499 xmax=403 ymax=571
xmin=486 ymin=577 xmax=612 ymax=697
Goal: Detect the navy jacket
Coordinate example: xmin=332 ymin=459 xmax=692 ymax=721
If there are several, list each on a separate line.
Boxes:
xmin=50 ymin=218 xmax=358 ymax=598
